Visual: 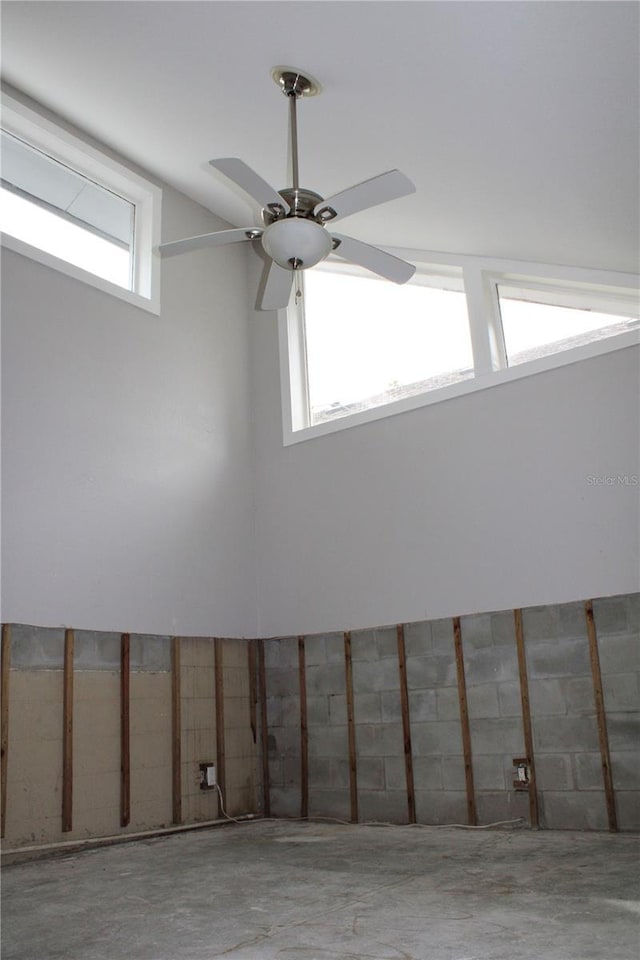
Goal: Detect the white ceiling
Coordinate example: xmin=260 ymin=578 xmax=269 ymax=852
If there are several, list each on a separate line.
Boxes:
xmin=2 ymin=1 xmax=638 ymax=273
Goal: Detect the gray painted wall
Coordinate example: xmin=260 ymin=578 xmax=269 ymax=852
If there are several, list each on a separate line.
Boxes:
xmin=249 ymin=251 xmax=639 ymax=637
xmin=1 ymin=106 xmax=257 ymax=636
xmin=265 ymin=593 xmax=639 ymax=831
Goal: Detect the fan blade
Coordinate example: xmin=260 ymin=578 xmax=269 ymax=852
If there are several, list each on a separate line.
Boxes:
xmin=331 ymin=234 xmax=415 ymax=284
xmin=209 ymin=158 xmax=290 ymax=215
xmin=260 ymin=261 xmax=294 ymax=311
xmin=314 ymin=170 xmax=415 ymax=223
xmin=158 ymin=227 xmax=259 ymax=258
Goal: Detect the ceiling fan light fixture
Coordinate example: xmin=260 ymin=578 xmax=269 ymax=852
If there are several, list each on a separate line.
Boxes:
xmin=158 ymin=68 xmax=416 ymax=309
xmin=261 ymin=218 xmax=332 ymax=270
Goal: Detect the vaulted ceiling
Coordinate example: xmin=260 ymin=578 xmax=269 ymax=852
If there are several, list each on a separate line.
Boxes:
xmin=2 ymin=1 xmax=638 ymax=273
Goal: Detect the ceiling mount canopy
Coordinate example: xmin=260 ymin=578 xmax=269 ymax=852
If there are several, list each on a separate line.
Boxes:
xmin=159 ymin=67 xmax=416 ymax=309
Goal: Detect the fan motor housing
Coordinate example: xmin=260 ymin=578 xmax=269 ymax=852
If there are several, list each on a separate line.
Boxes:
xmin=262 ymin=188 xmax=323 ymax=225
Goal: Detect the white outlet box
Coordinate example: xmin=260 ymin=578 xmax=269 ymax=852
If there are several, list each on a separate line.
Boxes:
xmin=199 ymin=762 xmax=217 ymax=789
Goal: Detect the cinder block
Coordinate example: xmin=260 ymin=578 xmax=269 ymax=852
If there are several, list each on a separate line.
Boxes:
xmin=565 ymin=677 xmax=596 ymax=716
xmin=556 ymin=602 xmax=588 ymax=640
xmin=223 ymin=665 xmax=249 ymax=698
xmin=407 ymin=688 xmax=437 ymax=722
xmin=264 ymin=667 xmax=297 ymax=698
xmin=498 ymin=681 xmax=521 ymax=718
xmin=442 ymin=756 xmax=466 ymax=791
xmin=431 ymin=619 xmax=455 ymax=653
xmin=469 ymin=718 xmax=524 ymax=755
xmin=476 ymin=791 xmax=528 ymax=825
xmin=263 ymin=638 xmax=298 ymax=670
xmin=464 ymin=645 xmax=519 ymax=685
xmin=615 ymin=790 xmax=640 ymax=831
xmin=381 ymin=690 xmax=402 ymax=723
xmin=306 ymin=695 xmax=329 ymax=727
xmin=270 ymin=788 xmax=301 ymax=818
xmin=411 ymin=721 xmax=463 ymax=757
xmin=305 ymin=663 xmax=345 ymax=697
xmin=133 ymin=636 xmax=171 ymax=672
xmin=540 ymin=790 xmax=608 ymax=830
xmin=384 ymin=756 xmax=408 ymax=791
xmin=358 ymin=789 xmax=408 ymax=824
xmin=356 ymin=722 xmax=403 ymax=758
xmin=308 ymin=757 xmax=332 ymax=788
xmin=407 ymin=654 xmax=457 ymax=690
xmin=605 ymin=714 xmax=640 ymax=751
xmin=10 ymin=696 xmax=62 ymax=742
xmin=529 ymin=678 xmax=568 ymax=717
xmin=308 ymin=725 xmax=348 ymax=759
xmin=75 ymin=632 xmax=121 ymax=670
xmin=358 ymin=757 xmax=385 ymax=790
xmin=527 ymin=637 xmax=590 ymax=679
xmin=533 ymin=715 xmax=599 ymax=752
xmin=11 ymin=626 xmax=65 ymax=669
xmin=308 ymin=788 xmax=350 ymax=822
xmin=522 ymin=605 xmax=556 ymax=641
xmin=472 ymin=755 xmax=506 ymax=790
xmin=491 ymin=611 xmax=516 ymax=646
xmin=268 ymin=726 xmax=299 ymax=758
xmin=593 ymin=596 xmax=630 ymax=634
xmin=535 ymin=754 xmax=573 ymax=791
xmin=597 ymin=635 xmax=640 ymax=675
xmin=404 ymin=621 xmax=432 ymax=657
xmin=352 ymin=660 xmax=391 ymax=693
xmin=627 ymin=593 xmax=640 ymax=629
xmin=350 ymin=630 xmax=376 ymax=662
xmin=436 ymin=687 xmax=461 ymax=721
xmin=354 ymin=692 xmax=382 ymax=723
xmin=412 ymin=756 xmax=443 ymax=791
xmin=414 ymin=790 xmax=468 ymax=825
xmin=304 ymin=636 xmax=326 ymax=666
xmin=329 ymin=758 xmax=351 ymax=790
xmin=602 ymin=672 xmax=639 ymax=712
xmin=325 ymin=634 xmax=347 ymax=663
xmin=328 ymin=693 xmax=346 ymax=726
xmin=467 ymin=684 xmax=500 ymax=719
xmin=264 ymin=640 xmax=281 ymax=669
xmin=375 ymin=627 xmax=399 ymax=660
xmin=460 ymin=613 xmax=493 ymax=648
xmin=283 ymin=756 xmax=302 ymax=787
xmin=611 ymin=752 xmax=640 ymax=790
xmin=221 ymin=639 xmax=248 ymax=670
xmin=281 ymin=695 xmax=301 ymax=728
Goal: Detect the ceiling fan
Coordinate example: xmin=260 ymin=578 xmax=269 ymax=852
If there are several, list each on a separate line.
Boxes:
xmin=158 ymin=68 xmax=416 ymax=310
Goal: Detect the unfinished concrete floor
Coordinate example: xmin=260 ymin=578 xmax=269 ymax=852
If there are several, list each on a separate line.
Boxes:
xmin=2 ymin=821 xmax=639 ymax=960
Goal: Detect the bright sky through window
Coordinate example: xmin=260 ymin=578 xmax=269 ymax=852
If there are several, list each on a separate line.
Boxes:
xmin=0 ymin=187 xmax=131 ymax=288
xmin=498 ymin=292 xmax=638 ymax=366
xmin=303 ymin=270 xmax=473 ymax=422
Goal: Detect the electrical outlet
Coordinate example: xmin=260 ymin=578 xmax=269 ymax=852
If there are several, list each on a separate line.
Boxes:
xmin=199 ymin=762 xmax=217 ymax=790
xmin=512 ymin=757 xmax=530 ymax=790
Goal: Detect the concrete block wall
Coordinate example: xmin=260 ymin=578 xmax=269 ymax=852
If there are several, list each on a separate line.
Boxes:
xmin=351 ymin=628 xmax=406 ymax=823
xmin=180 ymin=637 xmax=218 ymax=824
xmin=221 ymin=638 xmax=258 ymax=816
xmin=596 ymin=594 xmax=640 ymax=830
xmin=405 ymin=618 xmax=467 ymax=824
xmin=3 ymin=628 xmax=259 ymax=847
xmin=265 ymin=635 xmax=304 ymax=817
xmin=459 ymin=613 xmax=530 ymax=825
xmin=263 ymin=593 xmax=639 ymax=831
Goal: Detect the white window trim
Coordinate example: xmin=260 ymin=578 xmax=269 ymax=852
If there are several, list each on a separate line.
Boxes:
xmin=1 ymin=91 xmax=162 ymax=315
xmin=279 ymin=249 xmax=639 ymax=446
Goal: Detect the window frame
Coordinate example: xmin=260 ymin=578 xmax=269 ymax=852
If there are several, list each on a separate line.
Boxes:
xmin=279 ymin=249 xmax=639 ymax=445
xmin=1 ymin=91 xmax=162 ymax=314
